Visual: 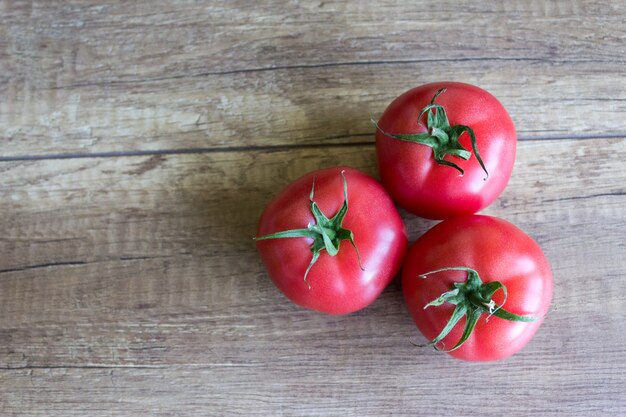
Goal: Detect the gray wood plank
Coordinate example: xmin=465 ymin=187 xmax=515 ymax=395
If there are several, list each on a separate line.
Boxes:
xmin=1 ymin=1 xmax=625 ymax=156
xmin=1 ymin=138 xmax=625 ymax=415
xmin=1 ymin=362 xmax=624 ymax=417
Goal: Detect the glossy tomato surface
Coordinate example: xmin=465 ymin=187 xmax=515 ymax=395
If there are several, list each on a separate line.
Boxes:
xmin=376 ymin=82 xmax=516 ymax=219
xmin=402 ymin=215 xmax=553 ymax=361
xmin=257 ymin=167 xmax=407 ymax=314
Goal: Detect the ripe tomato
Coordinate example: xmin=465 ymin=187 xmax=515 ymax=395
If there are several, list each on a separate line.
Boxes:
xmin=256 ymin=167 xmax=407 ymax=314
xmin=375 ymin=82 xmax=516 ymax=219
xmin=402 ymin=215 xmax=553 ymax=361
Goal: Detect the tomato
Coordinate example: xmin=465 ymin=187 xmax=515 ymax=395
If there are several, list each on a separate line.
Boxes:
xmin=256 ymin=167 xmax=407 ymax=314
xmin=374 ymin=82 xmax=516 ymax=219
xmin=402 ymin=215 xmax=553 ymax=361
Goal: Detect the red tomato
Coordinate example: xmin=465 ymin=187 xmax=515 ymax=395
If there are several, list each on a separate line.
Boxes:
xmin=256 ymin=167 xmax=407 ymax=314
xmin=402 ymin=215 xmax=553 ymax=361
xmin=375 ymin=82 xmax=516 ymax=219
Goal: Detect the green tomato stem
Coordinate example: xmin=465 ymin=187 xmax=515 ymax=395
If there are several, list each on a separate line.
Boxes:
xmin=254 ymin=170 xmax=364 ymax=288
xmin=373 ymin=88 xmax=489 ymax=179
xmin=417 ymin=266 xmax=540 ymax=352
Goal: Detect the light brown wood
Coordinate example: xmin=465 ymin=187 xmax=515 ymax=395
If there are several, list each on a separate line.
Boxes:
xmin=1 ymin=1 xmax=625 ymax=156
xmin=1 ymin=139 xmax=625 ymax=416
xmin=4 ymin=60 xmax=626 ymax=156
xmin=1 ymin=1 xmax=626 ymax=416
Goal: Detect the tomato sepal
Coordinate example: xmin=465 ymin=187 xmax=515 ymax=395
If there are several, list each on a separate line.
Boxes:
xmin=372 ymin=88 xmax=488 ymax=179
xmin=254 ymin=170 xmax=364 ymax=288
xmin=414 ymin=266 xmax=541 ymax=352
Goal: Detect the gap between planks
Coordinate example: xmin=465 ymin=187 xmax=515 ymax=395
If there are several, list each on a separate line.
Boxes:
xmin=1 ymin=133 xmax=624 ymax=162
xmin=0 ymin=363 xmax=262 ymax=371
xmin=47 ymin=56 xmax=626 ymax=89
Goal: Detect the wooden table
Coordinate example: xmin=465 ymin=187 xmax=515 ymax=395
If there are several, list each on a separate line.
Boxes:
xmin=1 ymin=1 xmax=625 ymax=416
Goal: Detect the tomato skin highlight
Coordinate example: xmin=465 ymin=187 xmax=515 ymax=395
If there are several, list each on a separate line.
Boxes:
xmin=376 ymin=82 xmax=516 ymax=219
xmin=402 ymin=215 xmax=553 ymax=361
xmin=256 ymin=167 xmax=408 ymax=314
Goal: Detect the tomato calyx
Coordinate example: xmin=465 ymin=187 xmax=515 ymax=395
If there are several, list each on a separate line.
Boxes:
xmin=416 ymin=266 xmax=539 ymax=352
xmin=373 ymin=88 xmax=488 ymax=179
xmin=254 ymin=171 xmax=364 ymax=288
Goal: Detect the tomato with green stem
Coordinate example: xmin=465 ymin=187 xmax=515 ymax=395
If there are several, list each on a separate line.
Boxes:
xmin=402 ymin=215 xmax=553 ymax=361
xmin=374 ymin=82 xmax=516 ymax=219
xmin=256 ymin=167 xmax=407 ymax=314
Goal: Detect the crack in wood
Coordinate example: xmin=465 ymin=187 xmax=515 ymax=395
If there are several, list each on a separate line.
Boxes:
xmin=0 ymin=134 xmax=623 ymax=162
xmin=45 ymin=56 xmax=626 ymax=90
xmin=0 ymin=261 xmax=87 ymax=275
xmin=0 ymin=364 xmax=167 ymax=370
xmin=542 ymin=191 xmax=625 ymax=203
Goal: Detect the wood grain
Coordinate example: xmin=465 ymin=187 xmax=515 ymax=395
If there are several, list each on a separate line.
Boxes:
xmin=2 ymin=1 xmax=626 ymax=156
xmin=2 ymin=1 xmax=626 ymax=416
xmin=3 ymin=1 xmax=625 ymax=78
xmin=1 ymin=139 xmax=625 ymax=416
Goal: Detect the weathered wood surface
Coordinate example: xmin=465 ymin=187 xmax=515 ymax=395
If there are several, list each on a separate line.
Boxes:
xmin=1 ymin=1 xmax=625 ymax=156
xmin=1 ymin=140 xmax=625 ymax=416
xmin=1 ymin=1 xmax=625 ymax=416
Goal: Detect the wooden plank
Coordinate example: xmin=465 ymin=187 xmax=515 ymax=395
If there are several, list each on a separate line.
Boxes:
xmin=2 ymin=1 xmax=626 ymax=156
xmin=0 ymin=139 xmax=626 ymax=376
xmin=0 ymin=363 xmax=624 ymax=417
xmin=2 ymin=1 xmax=624 ymax=79
xmin=1 ymin=138 xmax=625 ymax=415
xmin=2 ymin=1 xmax=625 ymax=415
xmin=0 ymin=138 xmax=623 ymax=277
xmin=2 ymin=61 xmax=624 ymax=156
